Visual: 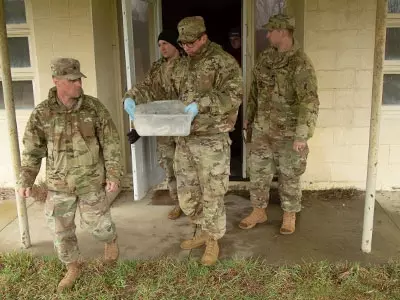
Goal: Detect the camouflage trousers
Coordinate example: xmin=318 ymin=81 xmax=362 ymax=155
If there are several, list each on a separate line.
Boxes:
xmin=174 ymin=134 xmax=231 ymax=240
xmin=45 ymin=189 xmax=117 ymax=264
xmin=157 ymin=136 xmax=178 ymax=202
xmin=248 ymin=131 xmax=309 ymax=213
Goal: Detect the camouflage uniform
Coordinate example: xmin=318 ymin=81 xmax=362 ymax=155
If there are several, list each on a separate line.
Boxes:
xmin=247 ymin=15 xmax=319 ymax=213
xmin=124 ymin=56 xmax=179 ymax=203
xmin=18 ymin=58 xmax=122 ymax=264
xmin=172 ymin=17 xmax=243 ymax=239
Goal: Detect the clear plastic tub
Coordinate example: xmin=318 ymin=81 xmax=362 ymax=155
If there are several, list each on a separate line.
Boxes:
xmin=133 ymin=100 xmax=192 ymax=136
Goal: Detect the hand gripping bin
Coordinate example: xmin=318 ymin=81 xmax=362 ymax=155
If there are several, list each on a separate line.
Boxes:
xmin=133 ymin=100 xmax=192 ymax=136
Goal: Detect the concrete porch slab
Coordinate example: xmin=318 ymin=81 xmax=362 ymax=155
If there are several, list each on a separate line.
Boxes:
xmin=0 ymin=191 xmax=399 ymax=265
xmin=0 ymin=192 xmax=193 ymax=261
xmin=0 ymin=198 xmax=34 ymax=231
xmin=0 ymin=200 xmax=18 ymax=231
xmin=191 ymin=194 xmax=400 ymax=264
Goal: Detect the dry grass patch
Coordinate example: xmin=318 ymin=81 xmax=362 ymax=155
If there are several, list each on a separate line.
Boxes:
xmin=0 ymin=252 xmax=399 ymax=299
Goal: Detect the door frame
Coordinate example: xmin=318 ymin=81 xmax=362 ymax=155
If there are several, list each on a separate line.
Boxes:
xmin=123 ymin=0 xmax=257 ymax=197
xmin=121 ymin=0 xmax=166 ymax=200
xmin=152 ymin=0 xmax=255 ymax=181
xmin=242 ymin=0 xmax=255 ymax=179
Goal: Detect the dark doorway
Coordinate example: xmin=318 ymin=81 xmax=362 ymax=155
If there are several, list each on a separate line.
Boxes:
xmin=162 ymin=0 xmax=244 ymax=180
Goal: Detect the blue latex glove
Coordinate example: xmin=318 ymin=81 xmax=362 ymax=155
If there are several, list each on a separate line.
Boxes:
xmin=184 ymin=102 xmax=199 ymax=121
xmin=124 ymin=98 xmax=136 ymax=120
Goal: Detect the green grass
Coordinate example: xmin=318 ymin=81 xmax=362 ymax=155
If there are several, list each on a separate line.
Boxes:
xmin=0 ymin=252 xmax=399 ymax=299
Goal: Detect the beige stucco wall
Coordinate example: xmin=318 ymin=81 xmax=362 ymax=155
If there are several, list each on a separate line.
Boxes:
xmin=286 ymin=0 xmax=305 ymax=48
xmin=0 ymin=111 xmax=33 ymax=186
xmin=2 ymin=0 xmax=399 ymax=191
xmin=91 ymin=0 xmax=126 ymax=173
xmin=302 ymin=0 xmax=400 ymax=190
xmin=0 ymin=0 xmax=124 ymax=187
xmin=31 ymin=0 xmax=97 ymax=101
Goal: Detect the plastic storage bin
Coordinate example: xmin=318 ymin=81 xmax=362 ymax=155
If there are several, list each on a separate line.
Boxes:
xmin=133 ymin=100 xmax=192 ymax=136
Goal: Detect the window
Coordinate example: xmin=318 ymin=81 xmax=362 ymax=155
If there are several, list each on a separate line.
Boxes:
xmin=8 ymin=37 xmax=31 ymax=68
xmin=383 ymin=0 xmax=400 ymax=105
xmin=389 ymin=0 xmax=400 ymax=13
xmin=0 ymin=81 xmax=34 ymax=110
xmin=0 ymin=0 xmax=34 ymax=110
xmin=5 ymin=0 xmax=26 ymax=24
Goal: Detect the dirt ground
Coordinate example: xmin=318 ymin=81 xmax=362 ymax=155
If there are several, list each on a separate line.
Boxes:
xmin=0 ymin=188 xmax=14 ymax=201
xmin=1 ymin=187 xmax=399 ymax=266
xmin=1 ymin=185 xmax=366 ymax=204
xmin=227 ymin=187 xmax=365 ymax=203
xmin=0 ymin=184 xmax=47 ymax=203
xmin=153 ymin=187 xmax=366 ymax=206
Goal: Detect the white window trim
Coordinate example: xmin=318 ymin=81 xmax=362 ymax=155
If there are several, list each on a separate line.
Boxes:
xmin=0 ymin=0 xmax=35 ymax=111
xmin=382 ymin=11 xmax=400 ymax=110
xmin=1 ymin=4 xmax=33 ymax=79
xmin=6 ymin=24 xmax=30 ymax=34
xmin=4 ymin=33 xmax=34 ymax=77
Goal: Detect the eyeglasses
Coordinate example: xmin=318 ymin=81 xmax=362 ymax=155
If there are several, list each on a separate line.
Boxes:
xmin=179 ymin=38 xmax=199 ymax=48
xmin=178 ymin=33 xmax=204 ymax=48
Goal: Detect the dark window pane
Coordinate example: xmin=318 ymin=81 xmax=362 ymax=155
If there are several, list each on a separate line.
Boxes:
xmin=131 ymin=0 xmax=150 ymax=83
xmin=385 ymin=28 xmax=400 ymax=60
xmin=5 ymin=0 xmax=26 ymax=24
xmin=0 ymin=81 xmax=34 ymax=109
xmin=8 ymin=37 xmax=31 ymax=68
xmin=383 ymin=74 xmax=400 ymax=105
xmin=389 ymin=0 xmax=400 ymax=13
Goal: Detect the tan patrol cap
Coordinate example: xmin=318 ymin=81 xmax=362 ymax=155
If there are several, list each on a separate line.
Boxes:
xmin=51 ymin=57 xmax=87 ymax=80
xmin=263 ymin=14 xmax=295 ymax=31
xmin=177 ymin=16 xmax=206 ymax=43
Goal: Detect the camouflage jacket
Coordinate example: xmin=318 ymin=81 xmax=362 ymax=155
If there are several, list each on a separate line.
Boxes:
xmin=18 ymin=87 xmax=122 ymax=194
xmin=124 ymin=56 xmax=180 ymax=103
xmin=172 ymin=41 xmax=243 ymax=135
xmin=247 ymin=40 xmax=319 ymax=142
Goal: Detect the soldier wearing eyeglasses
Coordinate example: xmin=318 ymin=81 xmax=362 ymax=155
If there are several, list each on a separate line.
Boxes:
xmin=171 ymin=16 xmax=243 ymax=266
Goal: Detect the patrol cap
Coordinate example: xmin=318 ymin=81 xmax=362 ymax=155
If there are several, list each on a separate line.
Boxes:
xmin=177 ymin=16 xmax=206 ymax=43
xmin=263 ymin=14 xmax=295 ymax=31
xmin=51 ymin=57 xmax=87 ymax=80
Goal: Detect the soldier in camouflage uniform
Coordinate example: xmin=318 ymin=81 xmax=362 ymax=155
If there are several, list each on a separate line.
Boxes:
xmin=124 ymin=30 xmax=183 ymax=220
xmin=172 ymin=16 xmax=242 ymax=266
xmin=124 ymin=17 xmax=242 ymax=266
xmin=239 ymin=14 xmax=319 ymax=234
xmin=17 ymin=58 xmax=122 ymax=292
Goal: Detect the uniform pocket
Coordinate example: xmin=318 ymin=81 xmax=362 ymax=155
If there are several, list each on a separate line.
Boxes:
xmin=73 ymin=121 xmax=100 ymax=165
xmin=278 ymin=144 xmax=309 ymax=178
xmin=48 ymin=117 xmax=65 ymax=166
xmin=208 ymin=138 xmax=230 ymax=195
xmin=44 ymin=193 xmax=55 ymax=217
xmin=44 ymin=192 xmax=56 ymax=231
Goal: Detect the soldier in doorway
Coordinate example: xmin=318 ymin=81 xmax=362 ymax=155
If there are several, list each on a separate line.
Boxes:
xmin=171 ymin=16 xmax=242 ymax=265
xmin=227 ymin=27 xmax=242 ymax=67
xmin=17 ymin=58 xmax=122 ymax=292
xmin=124 ymin=29 xmax=183 ymax=220
xmin=226 ymin=27 xmax=243 ymax=175
xmin=239 ymin=14 xmax=319 ymax=234
xmin=124 ymin=17 xmax=242 ymax=265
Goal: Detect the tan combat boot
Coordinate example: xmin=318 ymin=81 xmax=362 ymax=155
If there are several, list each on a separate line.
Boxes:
xmin=57 ymin=262 xmax=81 ymax=292
xmin=180 ymin=231 xmax=209 ymax=250
xmin=201 ymin=238 xmax=219 ymax=266
xmin=239 ymin=207 xmax=268 ymax=229
xmin=104 ymin=237 xmax=119 ymax=263
xmin=168 ymin=205 xmax=182 ymax=220
xmin=280 ymin=212 xmax=296 ymax=235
